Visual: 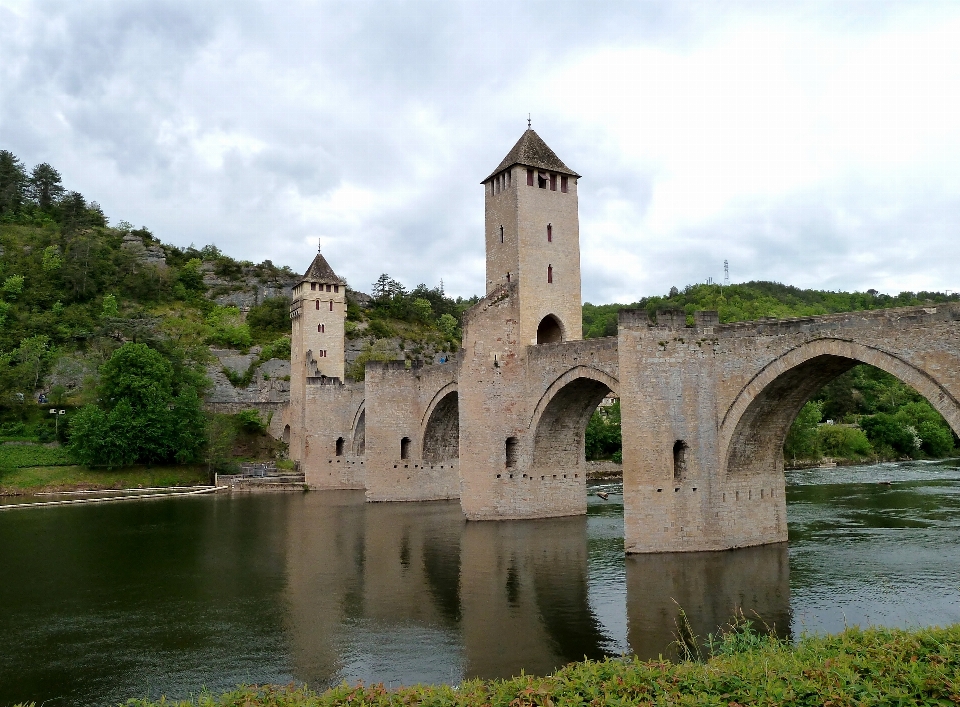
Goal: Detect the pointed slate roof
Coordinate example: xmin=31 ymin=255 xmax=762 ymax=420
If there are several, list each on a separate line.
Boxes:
xmin=300 ymin=250 xmax=346 ymax=286
xmin=483 ymin=128 xmax=581 ymax=183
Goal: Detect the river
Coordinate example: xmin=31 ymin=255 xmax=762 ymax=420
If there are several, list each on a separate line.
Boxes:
xmin=2 ymin=459 xmax=959 ymax=706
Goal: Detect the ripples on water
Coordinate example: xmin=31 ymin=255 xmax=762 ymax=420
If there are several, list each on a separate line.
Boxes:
xmin=1 ymin=460 xmax=959 ymax=706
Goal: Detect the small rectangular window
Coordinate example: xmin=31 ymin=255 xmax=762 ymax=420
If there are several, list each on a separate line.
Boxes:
xmin=547 ymin=224 xmax=552 ymax=242
xmin=329 ymin=300 xmax=333 ymax=311
xmin=561 ymin=175 xmax=568 ymax=193
xmin=506 ymin=171 xmax=511 ymax=187
xmin=311 ymin=282 xmax=317 ymax=291
xmin=527 ymin=169 xmax=534 ymax=186
xmin=334 ymin=285 xmax=339 ymax=293
xmin=538 ymin=172 xmax=547 ymax=189
xmin=548 ymin=265 xmax=553 ymax=284
xmin=550 ymin=174 xmax=557 ymax=191
xmin=326 ymin=284 xmax=332 ymax=292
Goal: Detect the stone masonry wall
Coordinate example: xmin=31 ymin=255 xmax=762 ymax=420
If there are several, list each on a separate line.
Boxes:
xmin=363 ymin=359 xmax=461 ymax=502
xmin=618 ymin=303 xmax=960 ymax=553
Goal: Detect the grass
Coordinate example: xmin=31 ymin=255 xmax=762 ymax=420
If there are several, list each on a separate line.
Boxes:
xmin=0 ymin=464 xmax=209 ymax=493
xmin=0 ymin=444 xmax=73 ymax=468
xmin=91 ymin=623 xmax=960 ymax=707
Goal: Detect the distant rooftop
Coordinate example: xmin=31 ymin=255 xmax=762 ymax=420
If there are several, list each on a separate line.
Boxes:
xmin=483 ymin=128 xmax=580 ymax=183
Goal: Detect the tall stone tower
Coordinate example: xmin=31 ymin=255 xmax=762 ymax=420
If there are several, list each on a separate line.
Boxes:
xmin=482 ymin=127 xmax=583 ymax=346
xmin=289 ymin=247 xmax=348 ymax=382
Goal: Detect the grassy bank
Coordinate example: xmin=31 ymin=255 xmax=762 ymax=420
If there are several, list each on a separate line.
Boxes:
xmin=111 ymin=624 xmax=960 ymax=707
xmin=0 ymin=464 xmax=209 ymax=494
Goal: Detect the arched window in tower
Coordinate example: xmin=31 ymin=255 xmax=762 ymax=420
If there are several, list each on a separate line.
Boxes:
xmin=318 ymin=323 xmax=324 ymax=333
xmin=336 ymin=437 xmax=344 ymax=456
xmin=547 ymin=264 xmax=553 ymax=284
xmin=315 ymin=300 xmax=319 ymax=310
xmin=400 ymin=437 xmax=411 ymax=460
xmin=329 ymin=300 xmax=333 ymax=311
xmin=500 ymin=225 xmax=504 ymax=243
xmin=547 ymin=224 xmax=552 ymax=242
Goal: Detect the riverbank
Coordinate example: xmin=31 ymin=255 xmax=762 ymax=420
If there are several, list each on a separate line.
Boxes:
xmin=118 ymin=623 xmax=960 ymax=707
xmin=0 ymin=464 xmax=209 ymax=495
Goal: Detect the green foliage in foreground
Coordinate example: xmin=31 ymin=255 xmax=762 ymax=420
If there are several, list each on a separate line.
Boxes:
xmin=0 ymin=444 xmax=73 ymax=469
xmin=114 ymin=624 xmax=960 ymax=707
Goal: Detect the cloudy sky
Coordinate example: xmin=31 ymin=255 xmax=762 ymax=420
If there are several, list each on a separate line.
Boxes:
xmin=2 ymin=1 xmax=959 ymax=303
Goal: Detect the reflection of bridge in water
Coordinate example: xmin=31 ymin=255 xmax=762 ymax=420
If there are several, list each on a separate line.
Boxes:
xmin=282 ymin=492 xmax=790 ymax=687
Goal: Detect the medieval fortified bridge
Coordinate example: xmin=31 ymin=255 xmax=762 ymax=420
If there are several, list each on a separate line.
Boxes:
xmin=283 ymin=128 xmax=960 ymax=554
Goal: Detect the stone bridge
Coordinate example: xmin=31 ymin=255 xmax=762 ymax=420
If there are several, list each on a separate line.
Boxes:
xmin=286 ymin=127 xmax=960 ymax=553
xmin=291 ymin=299 xmax=960 ymax=553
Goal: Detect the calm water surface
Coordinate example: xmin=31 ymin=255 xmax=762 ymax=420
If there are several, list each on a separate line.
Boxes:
xmin=2 ymin=460 xmax=960 ymax=706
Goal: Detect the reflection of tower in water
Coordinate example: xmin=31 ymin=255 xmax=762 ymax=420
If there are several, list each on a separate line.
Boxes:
xmin=459 ymin=516 xmax=610 ymax=679
xmin=625 ymin=543 xmax=791 ymax=661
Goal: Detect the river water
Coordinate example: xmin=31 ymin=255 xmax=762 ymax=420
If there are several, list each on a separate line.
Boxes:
xmin=2 ymin=459 xmax=959 ymax=706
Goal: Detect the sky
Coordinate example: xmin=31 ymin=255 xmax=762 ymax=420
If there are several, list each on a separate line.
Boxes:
xmin=2 ymin=1 xmax=959 ymax=304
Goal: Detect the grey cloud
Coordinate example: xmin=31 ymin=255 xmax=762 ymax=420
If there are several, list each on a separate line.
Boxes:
xmin=2 ymin=1 xmax=957 ymax=303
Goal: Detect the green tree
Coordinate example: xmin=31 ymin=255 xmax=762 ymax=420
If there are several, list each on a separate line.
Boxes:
xmin=28 ymin=162 xmax=64 ymax=210
xmin=101 ymin=293 xmax=119 ymax=318
xmin=412 ymin=297 xmax=433 ymax=323
xmin=246 ymin=297 xmax=291 ymax=340
xmin=784 ymin=400 xmax=823 ymax=460
xmin=42 ymin=245 xmax=63 ymax=272
xmin=2 ymin=275 xmax=24 ymax=300
xmin=0 ymin=150 xmax=27 ymax=216
xmin=69 ymin=343 xmax=205 ymax=466
xmin=438 ymin=313 xmax=458 ymax=338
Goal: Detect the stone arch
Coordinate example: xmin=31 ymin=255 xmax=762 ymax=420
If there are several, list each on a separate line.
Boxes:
xmin=530 ymin=367 xmax=620 ymax=471
xmin=721 ymin=338 xmax=960 ymax=477
xmin=352 ymin=406 xmax=366 ymax=456
xmin=422 ymin=390 xmax=459 ymax=464
xmin=536 ymin=314 xmax=565 ymax=344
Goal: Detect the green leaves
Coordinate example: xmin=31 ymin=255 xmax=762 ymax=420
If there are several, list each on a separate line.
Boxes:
xmin=68 ymin=342 xmax=205 ymax=467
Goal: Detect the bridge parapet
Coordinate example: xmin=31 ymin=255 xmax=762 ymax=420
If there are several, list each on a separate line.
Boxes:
xmin=619 ymin=308 xmax=720 ymax=333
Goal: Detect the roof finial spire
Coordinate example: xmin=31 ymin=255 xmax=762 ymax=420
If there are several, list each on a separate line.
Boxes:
xmin=527 ymin=113 xmax=531 ymax=129
xmin=318 ymin=238 xmax=322 ymax=253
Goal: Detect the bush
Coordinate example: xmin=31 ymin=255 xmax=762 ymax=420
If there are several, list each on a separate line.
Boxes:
xmin=234 ymin=409 xmax=266 ymax=434
xmin=206 ymin=306 xmax=252 ymax=349
xmin=247 ymin=297 xmax=291 ymax=340
xmin=817 ymin=425 xmax=873 ymax=458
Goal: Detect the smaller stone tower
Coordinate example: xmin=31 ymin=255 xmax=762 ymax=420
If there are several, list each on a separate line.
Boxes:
xmin=289 ymin=245 xmax=348 ymax=383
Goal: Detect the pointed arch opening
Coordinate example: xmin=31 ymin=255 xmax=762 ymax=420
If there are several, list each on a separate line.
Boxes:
xmin=422 ymin=391 xmax=459 ymax=464
xmin=353 ymin=409 xmax=366 ymax=456
xmin=536 ymin=315 xmax=564 ymax=345
xmin=722 ymin=342 xmax=960 ymax=478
